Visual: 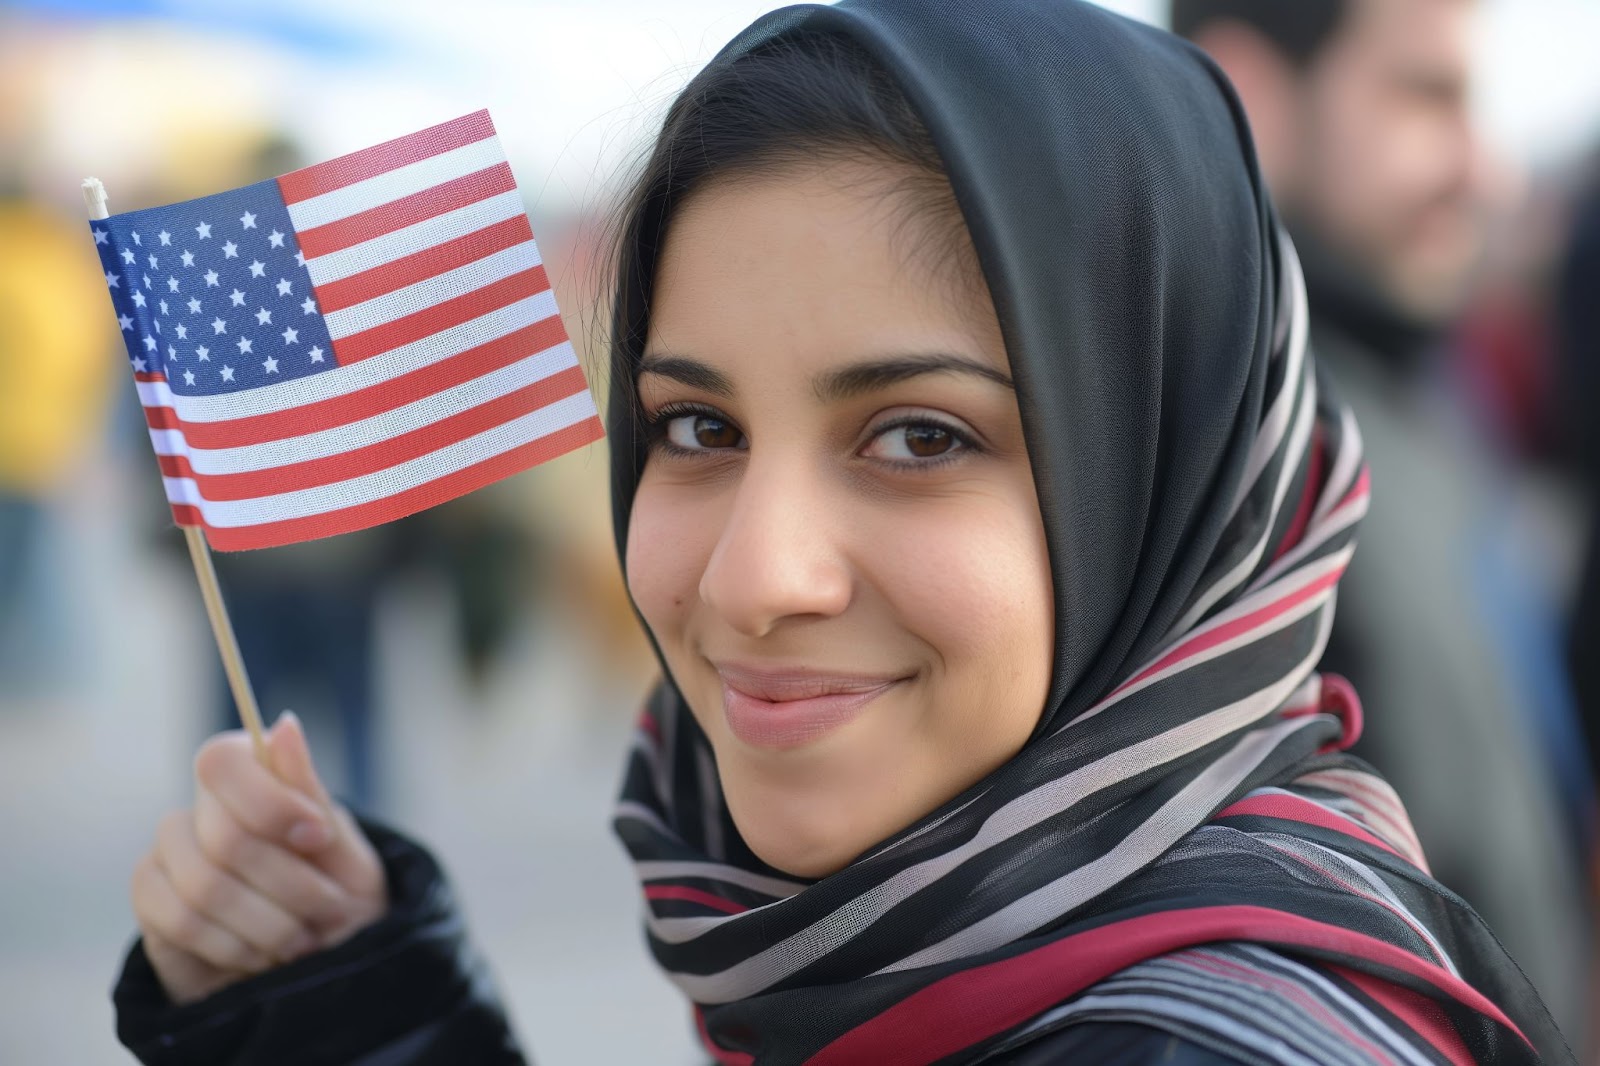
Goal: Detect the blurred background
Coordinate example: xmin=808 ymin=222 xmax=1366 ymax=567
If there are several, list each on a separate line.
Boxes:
xmin=0 ymin=0 xmax=1598 ymax=1062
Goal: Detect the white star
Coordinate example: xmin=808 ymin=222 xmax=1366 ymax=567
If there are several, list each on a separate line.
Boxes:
xmin=158 ymin=230 xmax=171 ymax=246
xmin=294 ymin=250 xmax=307 ymax=268
xmin=131 ymin=231 xmax=141 ymax=245
xmin=230 ymin=289 xmax=246 ymax=307
xmin=167 ymin=344 xmax=177 ymax=361
xmin=220 ymin=365 xmax=235 ymax=383
xmin=255 ymin=307 xmax=272 ymax=325
xmin=301 ymin=296 xmax=317 ymax=315
xmin=248 ymin=260 xmax=266 ymax=278
xmin=196 ymin=221 xmax=211 ymax=239
xmin=183 ymin=369 xmax=196 ymax=386
xmin=92 ymin=227 xmax=108 ymax=245
xmin=196 ymin=345 xmax=210 ymax=362
xmin=268 ymin=230 xmax=285 ymax=248
xmin=142 ymin=335 xmax=156 ymax=351
xmin=117 ymin=313 xmax=133 ymax=331
xmin=239 ymin=211 xmax=257 ymax=230
xmin=180 ymin=250 xmax=195 ymax=267
xmin=104 ymin=271 xmax=119 ymax=288
xmin=204 ymin=270 xmax=219 ymax=287
xmin=131 ymin=290 xmax=146 ymax=308
xmin=237 ymin=337 xmax=253 ymax=355
xmin=147 ymin=254 xmax=158 ymax=268
xmin=142 ymin=274 xmax=152 ymax=289
xmin=167 ymin=277 xmax=180 ymax=292
xmin=187 ymin=298 xmax=202 ymax=314
xmin=275 ymin=278 xmax=292 ymax=297
xmin=175 ymin=324 xmax=188 ymax=340
xmin=262 ymin=355 xmax=279 ymax=374
xmin=132 ymin=356 xmax=147 ymax=372
xmin=308 ymin=345 xmax=325 ymax=363
xmin=212 ymin=318 xmax=227 ymax=335
xmin=120 ymin=248 xmax=135 ymax=265
xmin=222 ymin=241 xmax=238 ymax=259
xmin=153 ymin=320 xmax=161 ymax=333
xmin=281 ymin=326 xmax=299 ymax=344
xmin=158 ymin=300 xmax=168 ymax=315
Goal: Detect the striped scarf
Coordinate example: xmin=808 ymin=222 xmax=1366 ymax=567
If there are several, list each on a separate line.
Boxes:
xmin=611 ymin=233 xmax=1564 ymax=1065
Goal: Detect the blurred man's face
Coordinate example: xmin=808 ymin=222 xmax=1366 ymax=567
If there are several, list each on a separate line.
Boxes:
xmin=1288 ymin=0 xmax=1481 ymax=321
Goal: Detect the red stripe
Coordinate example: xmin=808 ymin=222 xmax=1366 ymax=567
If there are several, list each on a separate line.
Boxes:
xmin=145 ymin=405 xmax=181 ymax=431
xmin=168 ymin=503 xmax=203 ymax=528
xmin=277 ymin=110 xmax=495 ymax=205
xmin=1272 ymin=424 xmax=1324 ymax=564
xmin=295 ymin=163 xmax=515 ymax=260
xmin=313 ymin=215 xmax=534 ymax=315
xmin=163 ymin=366 xmax=588 ymax=501
xmin=806 ymin=905 xmax=1527 ymax=1066
xmin=1216 ymin=793 xmax=1403 ymax=860
xmin=1332 ymin=965 xmax=1477 ymax=1066
xmin=330 ymin=264 xmax=547 ymax=365
xmin=201 ymin=415 xmax=603 ymax=551
xmin=696 ymin=1007 xmax=755 ymax=1066
xmin=152 ymin=317 xmax=566 ymax=449
xmin=645 ymin=885 xmax=748 ymax=915
xmin=1110 ymin=568 xmax=1343 ymax=700
xmin=134 ymin=371 xmax=166 ymax=383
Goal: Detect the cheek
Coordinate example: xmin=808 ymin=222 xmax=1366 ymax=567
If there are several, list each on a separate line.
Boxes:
xmin=625 ymin=478 xmax=719 ymax=639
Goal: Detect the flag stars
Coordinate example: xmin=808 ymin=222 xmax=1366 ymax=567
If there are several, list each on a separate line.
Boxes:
xmin=240 ymin=211 xmax=257 ymax=230
xmin=212 ymin=317 xmax=227 ymax=335
xmin=153 ymin=320 xmax=161 ymax=333
xmin=301 ymin=296 xmax=317 ymax=315
xmin=248 ymin=260 xmax=266 ymax=278
xmin=230 ymin=289 xmax=246 ymax=307
xmin=255 ymin=307 xmax=272 ymax=326
xmin=131 ymin=291 xmax=147 ymax=308
xmin=183 ymin=369 xmax=195 ymax=386
xmin=294 ymin=250 xmax=307 ymax=268
xmin=237 ymin=337 xmax=254 ymax=355
xmin=167 ymin=277 xmax=180 ymax=293
xmin=268 ymin=230 xmax=285 ymax=248
xmin=104 ymin=271 xmax=120 ymax=288
xmin=117 ymin=313 xmax=133 ymax=331
xmin=180 ymin=250 xmax=195 ymax=267
xmin=187 ymin=298 xmax=202 ymax=314
xmin=167 ymin=344 xmax=177 ymax=361
xmin=131 ymin=231 xmax=142 ymax=246
xmin=281 ymin=326 xmax=298 ymax=345
xmin=196 ymin=221 xmax=212 ymax=239
xmin=204 ymin=270 xmax=220 ymax=287
xmin=196 ymin=345 xmax=210 ymax=362
xmin=142 ymin=274 xmax=152 ymax=289
xmin=142 ymin=335 xmax=156 ymax=352
xmin=275 ymin=278 xmax=292 ymax=297
xmin=222 ymin=241 xmax=238 ymax=259
xmin=308 ymin=345 xmax=325 ymax=363
xmin=158 ymin=230 xmax=171 ymax=246
xmin=147 ymin=254 xmax=158 ymax=269
xmin=132 ymin=356 xmax=147 ymax=372
xmin=121 ymin=248 xmax=135 ymax=265
xmin=175 ymin=324 xmax=188 ymax=340
xmin=158 ymin=300 xmax=168 ymax=315
xmin=262 ymin=355 xmax=279 ymax=374
xmin=220 ymin=365 xmax=234 ymax=383
xmin=92 ymin=227 xmax=108 ymax=245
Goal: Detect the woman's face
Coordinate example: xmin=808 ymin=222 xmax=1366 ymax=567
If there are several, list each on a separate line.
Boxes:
xmin=626 ymin=162 xmax=1054 ymax=878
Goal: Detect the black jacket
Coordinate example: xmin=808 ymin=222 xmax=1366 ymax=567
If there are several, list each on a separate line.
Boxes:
xmin=113 ymin=822 xmax=1244 ymax=1066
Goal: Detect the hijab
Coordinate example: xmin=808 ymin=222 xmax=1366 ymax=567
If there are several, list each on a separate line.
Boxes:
xmin=606 ymin=1 xmax=1569 ymax=1062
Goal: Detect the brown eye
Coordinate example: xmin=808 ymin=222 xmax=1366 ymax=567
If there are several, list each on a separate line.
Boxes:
xmin=864 ymin=421 xmax=967 ymax=462
xmin=665 ymin=413 xmax=746 ymax=451
xmin=903 ymin=425 xmax=954 ymax=457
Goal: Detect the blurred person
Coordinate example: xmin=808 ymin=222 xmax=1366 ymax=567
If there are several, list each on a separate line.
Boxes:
xmin=109 ymin=5 xmax=1571 ymax=1064
xmin=0 ymin=166 xmax=116 ymax=694
xmin=1174 ymin=0 xmax=1594 ymax=1045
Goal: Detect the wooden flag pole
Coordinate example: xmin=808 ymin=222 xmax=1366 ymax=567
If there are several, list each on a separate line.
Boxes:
xmin=83 ymin=177 xmax=269 ymax=763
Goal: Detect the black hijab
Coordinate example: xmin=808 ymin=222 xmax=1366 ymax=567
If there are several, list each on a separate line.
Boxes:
xmin=606 ymin=2 xmax=1568 ymax=1063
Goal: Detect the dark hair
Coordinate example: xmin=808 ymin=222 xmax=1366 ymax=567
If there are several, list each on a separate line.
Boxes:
xmin=598 ymin=32 xmax=977 ymax=410
xmin=1169 ymin=0 xmax=1349 ymax=68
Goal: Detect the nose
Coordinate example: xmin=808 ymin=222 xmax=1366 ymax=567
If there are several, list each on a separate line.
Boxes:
xmin=698 ymin=458 xmax=853 ymax=638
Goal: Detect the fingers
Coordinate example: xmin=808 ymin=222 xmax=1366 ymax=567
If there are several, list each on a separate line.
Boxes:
xmin=156 ymin=811 xmax=318 ymax=963
xmin=265 ymin=714 xmax=387 ymax=902
xmin=131 ymin=851 xmax=274 ymax=975
xmin=192 ymin=785 xmax=356 ymax=934
xmin=267 ymin=711 xmax=333 ymax=809
xmin=194 ymin=730 xmax=331 ymax=851
xmin=140 ymin=931 xmax=236 ymax=1007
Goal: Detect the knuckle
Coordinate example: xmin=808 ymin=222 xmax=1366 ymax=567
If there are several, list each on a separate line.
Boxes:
xmin=196 ymin=813 xmax=247 ymax=870
xmin=193 ymin=733 xmax=246 ymax=789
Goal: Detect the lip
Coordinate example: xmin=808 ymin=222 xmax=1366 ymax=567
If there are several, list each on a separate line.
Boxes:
xmin=715 ymin=663 xmax=906 ymax=750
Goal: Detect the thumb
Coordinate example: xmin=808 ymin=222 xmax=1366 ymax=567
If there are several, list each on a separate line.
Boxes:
xmin=268 ymin=711 xmax=333 ymax=810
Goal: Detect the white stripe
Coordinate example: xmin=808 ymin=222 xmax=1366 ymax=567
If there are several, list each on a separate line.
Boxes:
xmin=286 ymin=136 xmax=506 ymax=232
xmin=323 ymin=240 xmax=543 ymax=340
xmin=138 ymin=294 xmax=560 ymax=422
xmin=1248 ymin=487 xmax=1368 ymax=594
xmin=1228 ymin=233 xmax=1310 ymax=518
xmin=1016 ymin=991 xmax=1329 ymax=1066
xmin=633 ymin=862 xmax=806 ymax=900
xmin=152 ymin=346 xmax=579 ymax=474
xmin=165 ymin=389 xmax=595 ymax=527
xmin=306 ymin=190 xmax=526 ymax=286
xmin=1314 ymin=404 xmax=1365 ymax=526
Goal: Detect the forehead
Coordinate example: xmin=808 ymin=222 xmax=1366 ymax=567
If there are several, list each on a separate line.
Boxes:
xmin=645 ymin=163 xmax=1004 ymax=376
xmin=1340 ymin=0 xmax=1473 ymax=67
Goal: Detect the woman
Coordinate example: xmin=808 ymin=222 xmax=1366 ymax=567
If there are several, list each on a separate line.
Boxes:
xmin=113 ymin=1 xmax=1572 ymax=1062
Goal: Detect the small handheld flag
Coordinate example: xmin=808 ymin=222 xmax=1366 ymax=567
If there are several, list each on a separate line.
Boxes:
xmin=88 ymin=109 xmax=603 ymax=552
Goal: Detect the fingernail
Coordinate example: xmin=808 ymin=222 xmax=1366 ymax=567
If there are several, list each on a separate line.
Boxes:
xmin=288 ymin=819 xmax=331 ymax=850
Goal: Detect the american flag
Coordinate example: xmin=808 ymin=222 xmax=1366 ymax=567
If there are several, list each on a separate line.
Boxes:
xmin=90 ymin=110 xmax=603 ymax=551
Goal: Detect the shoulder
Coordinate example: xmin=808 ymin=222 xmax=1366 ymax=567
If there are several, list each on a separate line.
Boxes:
xmin=983 ymin=1021 xmax=1249 ymax=1065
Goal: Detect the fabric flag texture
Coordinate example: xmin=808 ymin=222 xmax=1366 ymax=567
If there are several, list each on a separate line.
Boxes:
xmin=90 ymin=109 xmax=603 ymax=551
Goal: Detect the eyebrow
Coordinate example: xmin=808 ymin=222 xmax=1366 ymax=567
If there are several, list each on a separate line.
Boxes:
xmin=637 ymin=352 xmax=1014 ymax=402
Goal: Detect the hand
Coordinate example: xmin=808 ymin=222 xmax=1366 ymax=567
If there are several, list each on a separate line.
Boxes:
xmin=130 ymin=712 xmax=389 ymax=1005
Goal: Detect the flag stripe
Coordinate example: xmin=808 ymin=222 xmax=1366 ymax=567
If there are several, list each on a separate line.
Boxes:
xmin=182 ymin=416 xmax=604 ymax=551
xmin=142 ymin=320 xmax=568 ymax=449
xmin=314 ymin=215 xmax=533 ymax=315
xmin=294 ymin=162 xmax=515 ymax=260
xmin=278 ymin=109 xmax=496 ymax=206
xmin=138 ymin=294 xmax=557 ymax=421
xmin=306 ymin=189 xmax=527 ymax=288
xmin=331 ymin=265 xmax=548 ymax=365
xmin=159 ymin=390 xmax=598 ymax=527
xmin=322 ymin=239 xmax=542 ymax=340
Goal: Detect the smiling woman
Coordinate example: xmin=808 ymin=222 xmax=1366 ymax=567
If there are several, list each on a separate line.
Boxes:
xmin=112 ymin=2 xmax=1571 ymax=1065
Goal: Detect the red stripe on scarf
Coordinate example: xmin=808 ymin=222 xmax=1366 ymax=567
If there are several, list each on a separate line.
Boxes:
xmin=646 ymin=885 xmax=749 ymax=915
xmin=1216 ymin=792 xmax=1402 ymax=860
xmin=1331 ymin=965 xmax=1477 ymax=1066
